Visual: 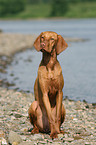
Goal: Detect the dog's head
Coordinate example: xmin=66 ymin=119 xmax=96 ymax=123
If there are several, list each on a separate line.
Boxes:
xmin=34 ymin=31 xmax=68 ymax=55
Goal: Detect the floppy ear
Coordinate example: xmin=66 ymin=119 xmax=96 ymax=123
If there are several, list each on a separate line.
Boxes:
xmin=56 ymin=35 xmax=68 ymax=55
xmin=34 ymin=33 xmax=43 ymax=51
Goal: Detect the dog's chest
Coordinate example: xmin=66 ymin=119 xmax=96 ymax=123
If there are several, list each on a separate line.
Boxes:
xmin=48 ymin=79 xmax=58 ymax=96
xmin=47 ymin=69 xmax=60 ymax=92
xmin=38 ymin=65 xmax=63 ymax=93
xmin=47 ymin=69 xmax=60 ymax=81
xmin=48 ymin=71 xmax=55 ymax=80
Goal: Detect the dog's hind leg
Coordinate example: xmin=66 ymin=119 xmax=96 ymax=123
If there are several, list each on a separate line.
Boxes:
xmin=29 ymin=101 xmax=49 ymax=133
xmin=28 ymin=101 xmax=40 ymax=134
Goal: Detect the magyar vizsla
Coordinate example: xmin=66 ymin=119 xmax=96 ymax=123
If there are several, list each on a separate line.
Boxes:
xmin=28 ymin=31 xmax=68 ymax=139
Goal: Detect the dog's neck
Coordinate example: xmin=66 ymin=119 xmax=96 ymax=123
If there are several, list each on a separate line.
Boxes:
xmin=41 ymin=48 xmax=57 ymax=71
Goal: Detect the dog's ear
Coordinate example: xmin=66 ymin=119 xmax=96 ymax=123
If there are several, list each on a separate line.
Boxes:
xmin=34 ymin=33 xmax=43 ymax=51
xmin=56 ymin=35 xmax=68 ymax=55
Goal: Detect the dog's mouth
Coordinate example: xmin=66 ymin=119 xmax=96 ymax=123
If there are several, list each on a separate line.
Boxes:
xmin=41 ymin=49 xmax=46 ymax=52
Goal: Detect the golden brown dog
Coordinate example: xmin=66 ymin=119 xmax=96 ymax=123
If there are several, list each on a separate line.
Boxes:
xmin=28 ymin=31 xmax=68 ymax=138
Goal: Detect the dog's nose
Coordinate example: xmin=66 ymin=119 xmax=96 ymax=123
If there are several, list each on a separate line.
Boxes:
xmin=41 ymin=42 xmax=45 ymax=48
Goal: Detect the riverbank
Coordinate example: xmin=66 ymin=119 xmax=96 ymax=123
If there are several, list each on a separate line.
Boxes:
xmin=0 ymin=87 xmax=96 ymax=145
xmin=0 ymin=33 xmax=36 ymax=57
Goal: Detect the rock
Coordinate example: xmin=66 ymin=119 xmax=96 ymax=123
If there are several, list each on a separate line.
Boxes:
xmin=19 ymin=142 xmax=35 ymax=145
xmin=8 ymin=131 xmax=22 ymax=144
xmin=12 ymin=142 xmax=18 ymax=145
xmin=73 ymin=135 xmax=83 ymax=140
xmin=75 ymin=128 xmax=90 ymax=136
xmin=63 ymin=137 xmax=74 ymax=142
xmin=14 ymin=113 xmax=23 ymax=118
xmin=75 ymin=101 xmax=82 ymax=110
xmin=64 ymin=134 xmax=68 ymax=138
xmin=73 ymin=118 xmax=78 ymax=121
xmin=37 ymin=141 xmax=48 ymax=144
xmin=20 ymin=135 xmax=27 ymax=141
xmin=0 ymin=130 xmax=5 ymax=137
xmin=43 ymin=134 xmax=50 ymax=140
xmin=0 ymin=137 xmax=7 ymax=145
xmin=85 ymin=142 xmax=91 ymax=145
xmin=31 ymin=134 xmax=43 ymax=140
xmin=52 ymin=142 xmax=61 ymax=145
xmin=11 ymin=116 xmax=16 ymax=120
xmin=57 ymin=133 xmax=64 ymax=139
xmin=20 ymin=128 xmax=28 ymax=132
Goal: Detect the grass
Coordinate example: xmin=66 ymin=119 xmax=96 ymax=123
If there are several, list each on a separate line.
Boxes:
xmin=15 ymin=3 xmax=51 ymax=19
xmin=0 ymin=3 xmax=51 ymax=19
xmin=0 ymin=2 xmax=96 ymax=19
xmin=66 ymin=2 xmax=96 ymax=18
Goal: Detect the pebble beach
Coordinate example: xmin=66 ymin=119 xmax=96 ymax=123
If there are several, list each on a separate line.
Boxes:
xmin=0 ymin=32 xmax=96 ymax=145
xmin=0 ymin=87 xmax=96 ymax=145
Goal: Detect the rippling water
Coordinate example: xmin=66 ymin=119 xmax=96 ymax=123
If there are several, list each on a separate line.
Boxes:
xmin=0 ymin=19 xmax=96 ymax=103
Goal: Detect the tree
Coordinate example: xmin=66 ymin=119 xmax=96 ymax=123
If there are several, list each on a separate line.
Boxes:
xmin=51 ymin=0 xmax=68 ymax=17
xmin=0 ymin=0 xmax=26 ymax=16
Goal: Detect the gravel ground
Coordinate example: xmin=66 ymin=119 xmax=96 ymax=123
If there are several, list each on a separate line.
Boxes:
xmin=0 ymin=87 xmax=96 ymax=145
xmin=0 ymin=33 xmax=37 ymax=56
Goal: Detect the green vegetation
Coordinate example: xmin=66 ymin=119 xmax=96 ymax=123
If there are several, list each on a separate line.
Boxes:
xmin=0 ymin=0 xmax=26 ymax=16
xmin=51 ymin=0 xmax=68 ymax=16
xmin=0 ymin=0 xmax=96 ymax=19
xmin=66 ymin=1 xmax=96 ymax=18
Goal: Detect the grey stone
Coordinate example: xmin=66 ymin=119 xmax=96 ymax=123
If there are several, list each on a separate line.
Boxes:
xmin=63 ymin=137 xmax=74 ymax=142
xmin=31 ymin=134 xmax=43 ymax=140
xmin=15 ymin=114 xmax=23 ymax=118
xmin=8 ymin=131 xmax=22 ymax=144
xmin=19 ymin=142 xmax=35 ymax=145
xmin=37 ymin=141 xmax=48 ymax=144
xmin=57 ymin=133 xmax=64 ymax=139
xmin=0 ymin=137 xmax=7 ymax=145
xmin=0 ymin=130 xmax=5 ymax=138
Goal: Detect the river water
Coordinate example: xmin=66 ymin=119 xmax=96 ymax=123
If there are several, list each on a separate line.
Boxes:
xmin=0 ymin=19 xmax=96 ymax=103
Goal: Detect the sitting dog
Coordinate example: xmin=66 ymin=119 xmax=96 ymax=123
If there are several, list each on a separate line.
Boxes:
xmin=28 ymin=31 xmax=68 ymax=138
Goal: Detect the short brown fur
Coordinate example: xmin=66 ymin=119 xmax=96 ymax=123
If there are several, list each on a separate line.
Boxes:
xmin=28 ymin=31 xmax=68 ymax=139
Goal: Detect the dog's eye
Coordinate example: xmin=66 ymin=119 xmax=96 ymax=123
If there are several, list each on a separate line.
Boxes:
xmin=41 ymin=36 xmax=44 ymax=41
xmin=50 ymin=38 xmax=54 ymax=41
xmin=41 ymin=36 xmax=44 ymax=39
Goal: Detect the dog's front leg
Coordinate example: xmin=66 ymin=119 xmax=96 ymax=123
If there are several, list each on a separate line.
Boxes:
xmin=42 ymin=93 xmax=60 ymax=138
xmin=56 ymin=91 xmax=63 ymax=128
xmin=42 ymin=93 xmax=55 ymax=124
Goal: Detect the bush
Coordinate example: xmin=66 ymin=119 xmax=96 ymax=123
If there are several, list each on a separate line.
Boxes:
xmin=51 ymin=0 xmax=68 ymax=16
xmin=0 ymin=0 xmax=26 ymax=16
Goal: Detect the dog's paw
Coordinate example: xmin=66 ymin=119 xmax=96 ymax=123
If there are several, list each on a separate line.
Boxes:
xmin=31 ymin=127 xmax=39 ymax=134
xmin=60 ymin=130 xmax=65 ymax=134
xmin=50 ymin=132 xmax=58 ymax=139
